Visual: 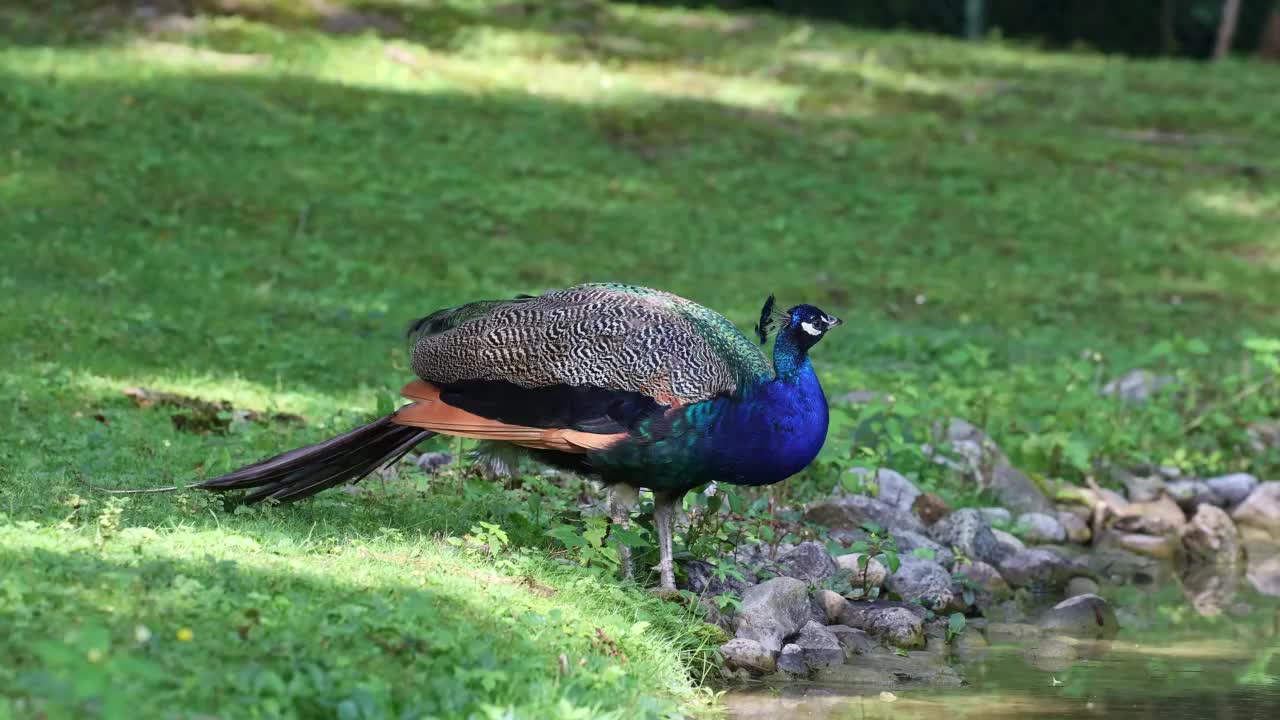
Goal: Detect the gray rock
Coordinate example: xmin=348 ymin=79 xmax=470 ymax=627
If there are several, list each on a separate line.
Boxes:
xmin=1039 ymin=593 xmax=1119 ymax=640
xmin=855 ymin=468 xmax=921 ymax=512
xmin=815 ymin=589 xmax=849 ymax=625
xmin=1206 ymin=473 xmax=1259 ymax=507
xmin=826 ymin=624 xmax=878 ymax=656
xmin=1016 ymin=512 xmax=1067 ymax=544
xmin=1066 ymin=576 xmax=1101 ymax=597
xmin=1232 ymin=482 xmax=1280 ymax=542
xmin=931 ymin=419 xmax=1052 ymax=514
xmin=734 ymin=577 xmax=811 ymax=653
xmin=774 ymin=541 xmax=837 ymax=583
xmin=681 ymin=559 xmax=756 ymax=598
xmin=977 ymin=507 xmax=1013 ymax=526
xmin=954 ymin=560 xmax=1010 ymax=604
xmin=836 ymin=601 xmax=926 ymax=649
xmin=1181 ymin=504 xmax=1242 ymax=565
xmin=791 ymin=620 xmax=844 ymax=670
xmin=1101 ymin=369 xmax=1175 ymax=404
xmin=1123 ymin=473 xmax=1167 ymax=503
xmin=719 ymin=638 xmax=775 ymax=674
xmin=834 ymin=553 xmax=888 ymax=590
xmin=1166 ymin=480 xmax=1223 ymax=511
xmin=1057 ymin=511 xmax=1092 ymax=544
xmin=885 ymin=557 xmax=955 ymax=611
xmin=928 ymin=508 xmax=1005 ymax=565
xmin=997 ymin=548 xmax=1086 ymax=590
xmin=991 ymin=528 xmax=1026 ymax=556
xmin=893 ymin=530 xmax=955 ymax=567
xmin=804 ymin=493 xmax=924 ymax=535
xmin=776 ymin=643 xmax=806 ymax=674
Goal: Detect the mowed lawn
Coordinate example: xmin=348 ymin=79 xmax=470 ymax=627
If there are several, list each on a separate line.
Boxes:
xmin=2 ymin=1 xmax=1279 ymax=717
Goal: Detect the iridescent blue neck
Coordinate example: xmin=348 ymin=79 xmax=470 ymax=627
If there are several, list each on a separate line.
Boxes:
xmin=772 ymin=330 xmax=811 ymax=380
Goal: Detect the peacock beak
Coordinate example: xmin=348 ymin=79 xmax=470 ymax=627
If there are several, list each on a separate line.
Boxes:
xmin=825 ymin=315 xmax=843 ymax=328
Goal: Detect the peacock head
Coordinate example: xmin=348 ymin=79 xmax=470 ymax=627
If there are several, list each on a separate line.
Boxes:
xmin=783 ymin=304 xmax=842 ymax=350
xmin=755 ymin=295 xmax=841 ymax=353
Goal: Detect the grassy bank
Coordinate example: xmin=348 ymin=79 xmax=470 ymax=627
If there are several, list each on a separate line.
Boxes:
xmin=2 ymin=0 xmax=1279 ymax=716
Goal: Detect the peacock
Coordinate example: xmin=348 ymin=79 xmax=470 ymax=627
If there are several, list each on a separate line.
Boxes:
xmin=195 ymin=283 xmax=841 ymax=591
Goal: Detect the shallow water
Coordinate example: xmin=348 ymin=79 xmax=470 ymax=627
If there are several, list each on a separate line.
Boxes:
xmin=725 ymin=580 xmax=1280 ymax=720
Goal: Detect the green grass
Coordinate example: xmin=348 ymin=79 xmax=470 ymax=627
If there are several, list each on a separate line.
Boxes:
xmin=2 ymin=0 xmax=1280 ymax=717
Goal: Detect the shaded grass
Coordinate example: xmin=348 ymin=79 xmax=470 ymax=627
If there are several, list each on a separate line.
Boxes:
xmin=2 ymin=0 xmax=1280 ymax=716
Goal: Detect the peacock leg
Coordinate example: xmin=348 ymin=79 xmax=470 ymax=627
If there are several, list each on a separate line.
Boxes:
xmin=607 ymin=483 xmax=639 ymax=581
xmin=652 ymin=490 xmax=684 ymax=593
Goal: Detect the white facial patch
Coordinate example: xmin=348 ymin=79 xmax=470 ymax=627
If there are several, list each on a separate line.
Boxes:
xmin=800 ymin=321 xmax=823 ymax=336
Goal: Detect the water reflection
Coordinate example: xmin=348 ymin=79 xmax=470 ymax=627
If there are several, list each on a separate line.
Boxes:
xmin=725 ymin=579 xmax=1280 ymax=720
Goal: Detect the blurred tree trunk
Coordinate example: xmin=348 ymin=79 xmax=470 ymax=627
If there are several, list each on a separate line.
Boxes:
xmin=1212 ymin=0 xmax=1241 ymax=60
xmin=1260 ymin=2 xmax=1280 ymax=60
xmin=1159 ymin=0 xmax=1178 ymax=55
xmin=964 ymin=0 xmax=984 ymax=40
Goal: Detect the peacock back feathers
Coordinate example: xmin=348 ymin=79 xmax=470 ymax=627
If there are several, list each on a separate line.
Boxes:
xmin=409 ymin=283 xmax=771 ymax=407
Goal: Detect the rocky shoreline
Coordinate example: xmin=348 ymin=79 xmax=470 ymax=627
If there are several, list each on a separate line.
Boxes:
xmin=700 ymin=416 xmax=1280 ymax=688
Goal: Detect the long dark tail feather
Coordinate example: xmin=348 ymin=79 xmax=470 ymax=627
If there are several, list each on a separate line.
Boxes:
xmin=194 ymin=414 xmax=435 ymax=504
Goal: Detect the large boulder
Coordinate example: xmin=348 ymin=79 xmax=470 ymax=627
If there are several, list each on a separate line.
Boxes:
xmin=734 ymin=577 xmax=811 ymax=653
xmin=1232 ymin=482 xmax=1280 ymax=542
xmin=931 ymin=419 xmax=1052 ymax=514
xmin=1039 ymin=593 xmax=1119 ymax=640
xmin=776 ymin=644 xmax=806 ymax=674
xmin=789 ymin=620 xmax=844 ymax=670
xmin=836 ymin=601 xmax=926 ymax=649
xmin=1017 ymin=512 xmax=1067 ymax=544
xmin=885 ymin=558 xmax=955 ymax=611
xmin=773 ymin=541 xmax=837 ymax=583
xmin=1206 ymin=473 xmax=1259 ymax=508
xmin=1181 ymin=504 xmax=1242 ymax=565
xmin=929 ymin=508 xmax=1005 ymax=566
xmin=804 ymin=493 xmax=924 ymax=535
xmin=719 ymin=638 xmax=775 ymax=674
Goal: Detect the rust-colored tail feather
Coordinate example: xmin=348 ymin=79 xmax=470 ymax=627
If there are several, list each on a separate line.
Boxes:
xmin=195 ymin=414 xmax=434 ymax=503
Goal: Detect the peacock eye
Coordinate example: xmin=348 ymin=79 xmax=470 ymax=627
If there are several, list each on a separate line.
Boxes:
xmin=799 ymin=321 xmax=823 ymax=336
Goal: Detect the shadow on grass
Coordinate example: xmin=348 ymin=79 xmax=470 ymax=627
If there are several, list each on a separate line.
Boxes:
xmin=0 ymin=529 xmax=682 ymax=717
